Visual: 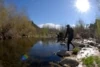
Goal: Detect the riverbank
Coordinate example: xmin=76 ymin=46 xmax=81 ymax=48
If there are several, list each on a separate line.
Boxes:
xmin=0 ymin=37 xmax=100 ymax=67
xmin=50 ymin=38 xmax=100 ymax=67
xmin=0 ymin=34 xmax=57 ymax=40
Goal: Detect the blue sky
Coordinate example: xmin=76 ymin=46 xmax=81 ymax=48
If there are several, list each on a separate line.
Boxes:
xmin=5 ymin=0 xmax=99 ymax=27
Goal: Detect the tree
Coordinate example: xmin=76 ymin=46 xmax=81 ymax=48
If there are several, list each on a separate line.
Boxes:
xmin=74 ymin=20 xmax=87 ymax=38
xmin=0 ymin=2 xmax=38 ymax=39
xmin=95 ymin=19 xmax=100 ymax=38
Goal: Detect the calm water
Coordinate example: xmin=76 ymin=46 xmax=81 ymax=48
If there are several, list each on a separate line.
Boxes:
xmin=0 ymin=38 xmax=73 ymax=67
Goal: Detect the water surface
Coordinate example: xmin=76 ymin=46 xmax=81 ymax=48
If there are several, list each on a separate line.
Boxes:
xmin=0 ymin=38 xmax=73 ymax=67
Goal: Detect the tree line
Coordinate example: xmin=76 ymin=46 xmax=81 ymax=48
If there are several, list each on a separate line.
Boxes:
xmin=0 ymin=1 xmax=38 ymax=39
xmin=73 ymin=19 xmax=100 ymax=41
xmin=0 ymin=0 xmax=100 ymax=40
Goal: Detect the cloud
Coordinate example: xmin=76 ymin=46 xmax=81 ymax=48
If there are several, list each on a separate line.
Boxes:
xmin=71 ymin=24 xmax=75 ymax=27
xmin=38 ymin=23 xmax=62 ymax=30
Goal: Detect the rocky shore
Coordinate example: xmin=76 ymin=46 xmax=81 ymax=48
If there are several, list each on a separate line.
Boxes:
xmin=50 ymin=38 xmax=100 ymax=67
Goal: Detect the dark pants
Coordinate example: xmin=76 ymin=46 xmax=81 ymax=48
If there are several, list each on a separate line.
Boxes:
xmin=67 ymin=37 xmax=75 ymax=51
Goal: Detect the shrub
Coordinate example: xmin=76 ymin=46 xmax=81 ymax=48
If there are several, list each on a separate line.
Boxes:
xmin=94 ymin=56 xmax=100 ymax=67
xmin=72 ymin=47 xmax=80 ymax=55
xmin=82 ymin=56 xmax=94 ymax=67
xmin=82 ymin=56 xmax=100 ymax=67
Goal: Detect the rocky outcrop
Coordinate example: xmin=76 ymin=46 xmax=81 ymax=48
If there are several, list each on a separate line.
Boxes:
xmin=57 ymin=50 xmax=72 ymax=57
xmin=59 ymin=59 xmax=79 ymax=67
xmin=97 ymin=44 xmax=100 ymax=49
xmin=56 ymin=38 xmax=100 ymax=67
xmin=77 ymin=47 xmax=100 ymax=60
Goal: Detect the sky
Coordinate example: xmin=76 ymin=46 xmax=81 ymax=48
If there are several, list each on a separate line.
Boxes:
xmin=5 ymin=0 xmax=99 ymax=27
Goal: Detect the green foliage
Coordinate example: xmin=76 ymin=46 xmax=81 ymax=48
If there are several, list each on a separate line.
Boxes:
xmin=0 ymin=1 xmax=59 ymax=39
xmin=95 ymin=19 xmax=100 ymax=38
xmin=82 ymin=56 xmax=94 ymax=67
xmin=74 ymin=19 xmax=100 ymax=39
xmin=0 ymin=2 xmax=38 ymax=39
xmin=74 ymin=20 xmax=90 ymax=38
xmin=94 ymin=56 xmax=100 ymax=67
xmin=82 ymin=56 xmax=100 ymax=67
xmin=89 ymin=23 xmax=95 ymax=38
xmin=72 ymin=47 xmax=80 ymax=54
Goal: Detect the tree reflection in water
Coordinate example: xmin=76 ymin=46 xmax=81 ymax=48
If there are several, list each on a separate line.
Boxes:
xmin=0 ymin=38 xmax=72 ymax=67
xmin=0 ymin=38 xmax=38 ymax=67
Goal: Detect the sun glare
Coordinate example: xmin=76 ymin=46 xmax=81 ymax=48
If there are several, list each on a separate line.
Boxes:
xmin=75 ymin=0 xmax=90 ymax=13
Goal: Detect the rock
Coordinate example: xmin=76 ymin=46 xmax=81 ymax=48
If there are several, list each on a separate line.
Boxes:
xmin=49 ymin=62 xmax=62 ymax=67
xmin=75 ymin=34 xmax=82 ymax=39
xmin=77 ymin=62 xmax=83 ymax=67
xmin=73 ymin=40 xmax=83 ymax=45
xmin=83 ymin=39 xmax=96 ymax=45
xmin=96 ymin=39 xmax=100 ymax=43
xmin=88 ymin=42 xmax=95 ymax=46
xmin=79 ymin=44 xmax=85 ymax=48
xmin=72 ymin=52 xmax=78 ymax=55
xmin=59 ymin=59 xmax=79 ymax=67
xmin=79 ymin=43 xmax=93 ymax=48
xmin=57 ymin=50 xmax=71 ymax=57
xmin=77 ymin=47 xmax=100 ymax=60
xmin=97 ymin=44 xmax=100 ymax=49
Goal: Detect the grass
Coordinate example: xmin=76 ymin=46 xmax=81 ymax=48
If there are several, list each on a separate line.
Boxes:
xmin=72 ymin=47 xmax=80 ymax=55
xmin=82 ymin=56 xmax=94 ymax=67
xmin=94 ymin=56 xmax=100 ymax=67
xmin=82 ymin=56 xmax=100 ymax=67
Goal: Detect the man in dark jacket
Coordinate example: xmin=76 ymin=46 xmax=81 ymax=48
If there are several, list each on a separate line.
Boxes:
xmin=64 ymin=25 xmax=75 ymax=51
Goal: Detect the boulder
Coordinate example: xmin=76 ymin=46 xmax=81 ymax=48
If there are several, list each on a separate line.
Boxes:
xmin=97 ymin=44 xmax=100 ymax=49
xmin=49 ymin=62 xmax=62 ymax=67
xmin=75 ymin=34 xmax=82 ymax=39
xmin=79 ymin=44 xmax=85 ymax=48
xmin=77 ymin=47 xmax=100 ymax=60
xmin=83 ymin=39 xmax=96 ymax=45
xmin=88 ymin=42 xmax=95 ymax=46
xmin=57 ymin=50 xmax=71 ymax=57
xmin=59 ymin=59 xmax=79 ymax=67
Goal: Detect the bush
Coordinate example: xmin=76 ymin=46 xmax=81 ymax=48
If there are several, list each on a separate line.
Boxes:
xmin=82 ymin=56 xmax=94 ymax=67
xmin=72 ymin=47 xmax=80 ymax=55
xmin=82 ymin=56 xmax=100 ymax=67
xmin=0 ymin=1 xmax=37 ymax=39
xmin=94 ymin=56 xmax=100 ymax=67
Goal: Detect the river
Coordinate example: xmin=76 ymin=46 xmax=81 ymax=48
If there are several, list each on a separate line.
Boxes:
xmin=0 ymin=38 xmax=73 ymax=67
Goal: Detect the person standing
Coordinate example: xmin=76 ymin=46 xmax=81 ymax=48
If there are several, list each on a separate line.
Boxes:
xmin=64 ymin=25 xmax=75 ymax=51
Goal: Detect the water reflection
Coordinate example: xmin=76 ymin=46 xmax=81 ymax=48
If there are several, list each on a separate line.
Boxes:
xmin=0 ymin=38 xmax=73 ymax=67
xmin=0 ymin=38 xmax=38 ymax=67
xmin=26 ymin=39 xmax=73 ymax=67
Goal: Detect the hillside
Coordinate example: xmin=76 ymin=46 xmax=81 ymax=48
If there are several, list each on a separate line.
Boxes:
xmin=30 ymin=21 xmax=40 ymax=29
